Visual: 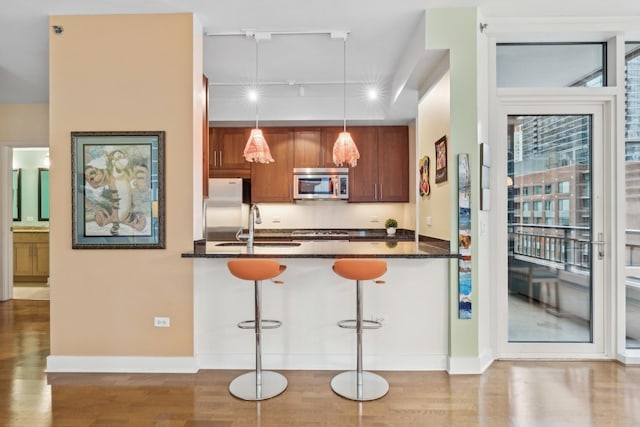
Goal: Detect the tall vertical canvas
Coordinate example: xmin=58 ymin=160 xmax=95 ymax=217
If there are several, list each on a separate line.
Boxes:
xmin=458 ymin=153 xmax=472 ymax=319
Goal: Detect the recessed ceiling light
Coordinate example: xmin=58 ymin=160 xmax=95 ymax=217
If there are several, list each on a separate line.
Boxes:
xmin=248 ymin=89 xmax=258 ymax=102
xmin=367 ymin=87 xmax=378 ymax=101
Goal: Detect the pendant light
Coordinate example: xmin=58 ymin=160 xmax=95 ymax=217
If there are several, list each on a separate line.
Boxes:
xmin=333 ymin=35 xmax=359 ymax=167
xmin=244 ymin=37 xmax=274 ymax=163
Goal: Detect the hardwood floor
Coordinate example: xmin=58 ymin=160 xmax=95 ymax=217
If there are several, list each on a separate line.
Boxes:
xmin=2 ymin=299 xmax=640 ymax=426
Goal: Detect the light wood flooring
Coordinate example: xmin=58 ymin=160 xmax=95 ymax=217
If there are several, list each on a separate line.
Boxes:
xmin=2 ymin=299 xmax=640 ymax=426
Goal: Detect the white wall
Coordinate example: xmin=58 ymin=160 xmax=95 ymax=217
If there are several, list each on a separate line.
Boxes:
xmin=418 ymin=71 xmax=451 ymax=240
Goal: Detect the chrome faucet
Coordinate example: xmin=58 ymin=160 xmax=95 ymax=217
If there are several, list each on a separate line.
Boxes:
xmin=247 ymin=204 xmax=262 ymax=248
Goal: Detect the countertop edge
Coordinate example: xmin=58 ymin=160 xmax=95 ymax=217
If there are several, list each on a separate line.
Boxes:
xmin=182 ymin=253 xmax=459 ymax=259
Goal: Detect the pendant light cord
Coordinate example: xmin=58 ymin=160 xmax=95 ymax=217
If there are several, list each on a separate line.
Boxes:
xmin=255 ymin=38 xmax=260 ymax=129
xmin=343 ymin=37 xmax=347 ymax=133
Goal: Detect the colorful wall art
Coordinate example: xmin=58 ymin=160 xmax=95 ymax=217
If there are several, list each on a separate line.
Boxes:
xmin=458 ymin=153 xmax=472 ymax=319
xmin=419 ymin=155 xmax=430 ymax=197
xmin=435 ymin=135 xmax=448 ymax=184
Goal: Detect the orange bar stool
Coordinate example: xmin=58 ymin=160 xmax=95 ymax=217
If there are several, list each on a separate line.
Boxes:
xmin=331 ymin=258 xmax=388 ymax=401
xmin=227 ymin=259 xmax=287 ymax=401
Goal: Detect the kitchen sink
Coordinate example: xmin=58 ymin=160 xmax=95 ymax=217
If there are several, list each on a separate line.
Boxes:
xmin=214 ymin=242 xmax=301 ymax=247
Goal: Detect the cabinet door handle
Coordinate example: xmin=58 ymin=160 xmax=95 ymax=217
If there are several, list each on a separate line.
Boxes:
xmin=219 ymin=151 xmax=223 ymax=167
xmin=380 ymin=183 xmax=383 ymax=200
xmin=212 ymin=150 xmax=217 ymax=167
xmin=374 ymin=184 xmax=378 ymax=200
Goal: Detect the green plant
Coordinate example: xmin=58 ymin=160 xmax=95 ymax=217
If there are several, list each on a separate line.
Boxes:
xmin=385 ymin=218 xmax=398 ymax=229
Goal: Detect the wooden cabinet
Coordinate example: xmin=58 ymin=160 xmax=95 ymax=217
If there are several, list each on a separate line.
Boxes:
xmin=13 ymin=231 xmax=49 ymax=283
xmin=209 ymin=127 xmax=251 ymax=179
xmin=349 ymin=126 xmax=409 ymax=203
xmin=251 ymin=127 xmax=294 ymax=202
xmin=376 ymin=126 xmax=409 ymax=202
xmin=202 ymin=75 xmax=210 ymax=197
xmin=207 ymin=125 xmax=408 ymax=203
xmin=293 ymin=128 xmax=334 ymax=168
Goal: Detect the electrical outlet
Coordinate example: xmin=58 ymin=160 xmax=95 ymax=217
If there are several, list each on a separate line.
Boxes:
xmin=369 ymin=216 xmax=379 ymax=223
xmin=154 ymin=316 xmax=170 ymax=328
xmin=272 ymin=216 xmax=281 ymax=223
xmin=426 ymin=216 xmax=432 ymax=226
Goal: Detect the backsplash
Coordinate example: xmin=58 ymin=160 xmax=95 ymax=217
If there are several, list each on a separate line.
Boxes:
xmin=248 ymin=201 xmax=414 ymax=230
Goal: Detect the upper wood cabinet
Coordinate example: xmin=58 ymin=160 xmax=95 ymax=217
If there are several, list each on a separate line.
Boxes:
xmin=209 ymin=127 xmax=251 ymax=179
xmin=376 ymin=126 xmax=409 ymax=202
xmin=208 ymin=125 xmax=409 ymax=203
xmin=348 ymin=126 xmax=409 ymax=203
xmin=202 ymin=75 xmax=210 ymax=197
xmin=251 ymin=127 xmax=294 ymax=203
xmin=293 ymin=128 xmax=334 ymax=168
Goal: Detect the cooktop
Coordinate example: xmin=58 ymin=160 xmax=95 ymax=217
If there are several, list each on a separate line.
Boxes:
xmin=290 ymin=230 xmax=350 ymax=237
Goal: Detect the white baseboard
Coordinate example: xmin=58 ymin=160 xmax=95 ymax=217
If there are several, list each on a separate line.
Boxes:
xmin=45 ymin=353 xmax=451 ymax=373
xmin=46 ymin=356 xmax=198 ymax=373
xmin=448 ymin=350 xmax=495 ymax=375
xmin=196 ymin=353 xmax=449 ymax=371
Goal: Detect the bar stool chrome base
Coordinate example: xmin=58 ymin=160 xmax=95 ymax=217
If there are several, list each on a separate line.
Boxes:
xmin=229 ymin=371 xmax=288 ymax=401
xmin=331 ymin=370 xmax=389 ymax=401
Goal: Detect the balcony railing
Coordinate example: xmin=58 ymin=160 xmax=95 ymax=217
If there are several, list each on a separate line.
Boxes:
xmin=510 ymin=225 xmax=640 ymax=268
xmin=508 ymin=224 xmax=591 ymax=271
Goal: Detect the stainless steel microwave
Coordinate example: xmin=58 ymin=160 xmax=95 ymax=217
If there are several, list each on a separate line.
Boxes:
xmin=293 ymin=168 xmax=349 ymax=200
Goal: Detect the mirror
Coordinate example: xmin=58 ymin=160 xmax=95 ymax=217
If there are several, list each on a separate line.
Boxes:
xmin=38 ymin=168 xmax=49 ymax=221
xmin=12 ymin=169 xmax=21 ymax=221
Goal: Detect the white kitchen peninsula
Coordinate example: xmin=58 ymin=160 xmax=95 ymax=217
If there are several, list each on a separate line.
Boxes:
xmin=186 ymin=240 xmax=456 ymax=371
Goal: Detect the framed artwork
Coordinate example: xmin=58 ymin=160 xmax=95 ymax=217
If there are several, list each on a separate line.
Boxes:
xmin=38 ymin=168 xmax=50 ymax=221
xmin=434 ymin=135 xmax=448 ymax=184
xmin=12 ymin=169 xmax=21 ymax=221
xmin=419 ymin=155 xmax=430 ymax=197
xmin=71 ymin=131 xmax=165 ymax=249
xmin=458 ymin=153 xmax=472 ymax=319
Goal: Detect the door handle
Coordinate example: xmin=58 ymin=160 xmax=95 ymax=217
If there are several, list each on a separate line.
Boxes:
xmin=591 ymin=232 xmax=605 ymax=260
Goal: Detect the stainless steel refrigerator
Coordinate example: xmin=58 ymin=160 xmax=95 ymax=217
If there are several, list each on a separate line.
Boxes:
xmin=203 ymin=178 xmax=250 ymax=240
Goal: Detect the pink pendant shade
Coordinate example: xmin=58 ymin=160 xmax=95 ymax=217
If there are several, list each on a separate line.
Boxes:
xmin=244 ymin=128 xmax=274 ymax=163
xmin=333 ymin=131 xmax=359 ymax=167
xmin=332 ymin=35 xmax=358 ymax=167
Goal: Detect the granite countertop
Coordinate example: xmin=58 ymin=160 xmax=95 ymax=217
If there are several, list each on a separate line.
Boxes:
xmin=183 ymin=229 xmax=457 ymax=259
xmin=12 ymin=226 xmax=49 ymax=233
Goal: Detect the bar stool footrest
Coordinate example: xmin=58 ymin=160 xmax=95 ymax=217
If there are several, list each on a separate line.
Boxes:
xmin=337 ymin=319 xmax=382 ymax=329
xmin=331 ymin=370 xmax=389 ymax=401
xmin=237 ymin=319 xmax=282 ymax=329
xmin=229 ymin=371 xmax=288 ymax=401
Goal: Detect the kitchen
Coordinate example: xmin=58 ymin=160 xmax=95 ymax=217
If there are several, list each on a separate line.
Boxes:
xmin=34 ymin=8 xmax=488 ymax=377
xmin=190 ymin=80 xmax=456 ymax=374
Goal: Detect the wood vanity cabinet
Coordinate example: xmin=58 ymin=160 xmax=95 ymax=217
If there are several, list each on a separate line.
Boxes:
xmin=209 ymin=127 xmax=251 ymax=179
xmin=251 ymin=127 xmax=294 ymax=202
xmin=349 ymin=126 xmax=409 ymax=202
xmin=13 ymin=231 xmax=49 ymax=283
xmin=293 ymin=128 xmax=334 ymax=168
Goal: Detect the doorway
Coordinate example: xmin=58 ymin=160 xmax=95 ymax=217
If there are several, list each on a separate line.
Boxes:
xmin=11 ymin=147 xmax=50 ymax=301
xmin=497 ymin=98 xmax=612 ymax=358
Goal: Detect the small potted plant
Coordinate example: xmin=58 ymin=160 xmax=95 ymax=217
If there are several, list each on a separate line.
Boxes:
xmin=385 ymin=218 xmax=398 ymax=236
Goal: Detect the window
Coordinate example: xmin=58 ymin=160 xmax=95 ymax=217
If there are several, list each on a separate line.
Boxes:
xmin=545 ymin=184 xmax=553 ymax=194
xmin=558 ymin=181 xmax=570 ymax=194
xmin=523 ymin=186 xmax=530 ymax=196
xmin=559 ymin=199 xmax=570 ymax=226
xmin=534 ymin=185 xmax=543 ymax=195
xmin=496 ymin=43 xmax=606 ymax=88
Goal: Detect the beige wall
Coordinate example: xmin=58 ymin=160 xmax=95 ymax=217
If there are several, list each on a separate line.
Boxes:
xmin=0 ymin=104 xmax=48 ymax=144
xmin=48 ymin=13 xmax=201 ymax=357
xmin=418 ymin=71 xmax=451 ymax=240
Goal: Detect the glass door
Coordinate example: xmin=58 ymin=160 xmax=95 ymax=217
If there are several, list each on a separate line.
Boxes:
xmin=500 ymin=102 xmax=606 ymax=357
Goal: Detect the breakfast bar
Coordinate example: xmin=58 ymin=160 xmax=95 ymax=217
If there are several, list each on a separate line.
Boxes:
xmin=184 ymin=236 xmax=458 ymax=372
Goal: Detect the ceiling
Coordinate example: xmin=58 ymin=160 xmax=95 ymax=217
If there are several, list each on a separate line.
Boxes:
xmin=1 ymin=0 xmax=639 ymax=125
